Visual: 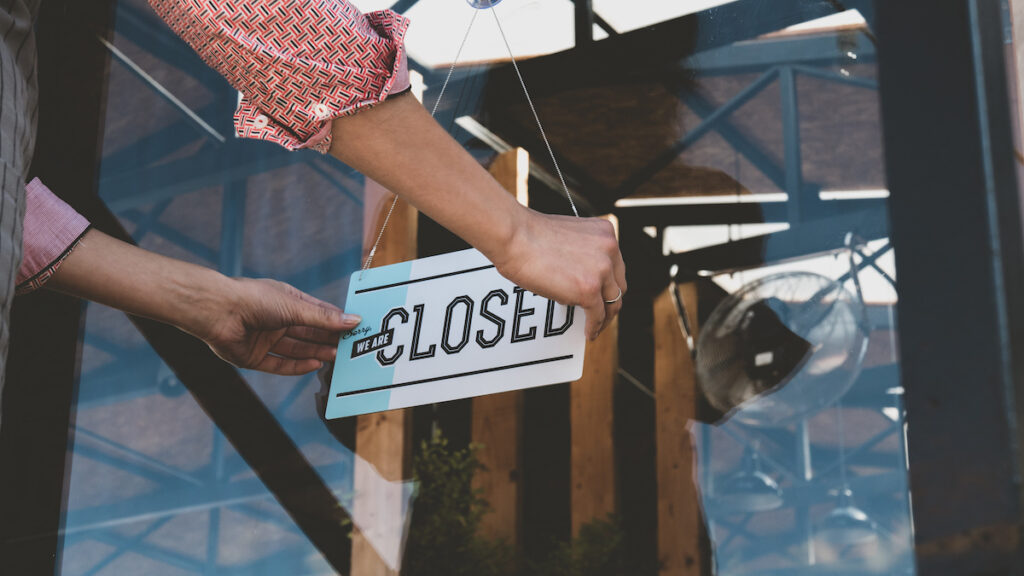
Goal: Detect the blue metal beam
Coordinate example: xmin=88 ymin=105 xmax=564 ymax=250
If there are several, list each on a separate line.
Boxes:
xmin=114 ymin=0 xmax=227 ymax=91
xmin=62 ymin=461 xmax=353 ymax=534
xmin=84 ymin=529 xmax=206 ymax=574
xmin=127 ymin=200 xmax=172 ymax=243
xmin=218 ymin=181 xmax=247 ymax=277
xmin=80 ymin=517 xmax=174 ymax=576
xmin=73 ymin=426 xmax=204 ymax=487
xmin=119 ymin=211 xmax=220 ymax=264
xmin=685 ymin=32 xmax=876 ymax=75
xmin=304 ymin=158 xmax=364 ymax=206
xmin=614 ymin=67 xmax=779 ymax=198
xmin=100 ymin=112 xmax=217 ymax=180
xmin=389 ymin=0 xmax=420 ymax=15
xmin=680 ymin=87 xmax=817 ymax=200
xmin=792 ymin=64 xmax=878 ymax=90
xmin=779 ymin=66 xmax=805 ymax=222
xmin=667 ymin=207 xmax=888 ymax=274
xmin=102 ymin=142 xmax=303 ymax=212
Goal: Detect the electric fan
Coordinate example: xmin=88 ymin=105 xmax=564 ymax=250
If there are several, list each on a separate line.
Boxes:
xmin=694 ymin=269 xmax=869 ymax=426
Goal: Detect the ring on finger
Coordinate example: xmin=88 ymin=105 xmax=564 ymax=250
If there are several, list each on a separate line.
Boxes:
xmin=604 ymin=287 xmax=622 ymax=305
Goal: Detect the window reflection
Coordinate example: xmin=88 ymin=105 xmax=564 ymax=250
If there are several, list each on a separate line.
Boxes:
xmin=688 ymin=242 xmax=913 ymax=574
xmin=54 ymin=0 xmax=927 ymax=574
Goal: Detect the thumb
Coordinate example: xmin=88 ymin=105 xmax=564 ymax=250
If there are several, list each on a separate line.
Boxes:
xmin=281 ymin=288 xmax=360 ymax=331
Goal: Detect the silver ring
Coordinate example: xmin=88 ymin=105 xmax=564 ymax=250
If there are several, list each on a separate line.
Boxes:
xmin=604 ymin=287 xmax=622 ymax=305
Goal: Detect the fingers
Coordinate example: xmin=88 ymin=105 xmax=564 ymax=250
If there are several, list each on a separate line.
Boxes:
xmin=286 ymin=283 xmax=345 ymax=314
xmin=611 ymin=246 xmax=627 ymax=301
xmin=272 ymin=337 xmax=337 ymax=362
xmin=277 ymin=283 xmax=361 ymax=333
xmin=286 ymin=325 xmax=342 ymax=345
xmin=582 ymin=281 xmax=607 ymax=341
xmin=587 ymin=219 xmax=626 ymax=340
xmin=254 ymin=355 xmax=324 ymax=376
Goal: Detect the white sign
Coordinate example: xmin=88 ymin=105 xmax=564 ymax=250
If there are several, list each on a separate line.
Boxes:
xmin=325 ymin=249 xmax=586 ymax=419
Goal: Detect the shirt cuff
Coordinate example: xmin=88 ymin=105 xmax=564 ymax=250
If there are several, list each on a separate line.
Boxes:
xmin=16 ymin=178 xmax=91 ymax=294
xmin=233 ymin=9 xmax=412 ymax=154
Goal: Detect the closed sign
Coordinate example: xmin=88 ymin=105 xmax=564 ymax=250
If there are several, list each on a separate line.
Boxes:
xmin=325 ymin=248 xmax=586 ymax=419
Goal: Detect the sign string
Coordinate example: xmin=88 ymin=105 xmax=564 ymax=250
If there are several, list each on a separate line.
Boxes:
xmin=362 ymin=5 xmax=579 ymax=276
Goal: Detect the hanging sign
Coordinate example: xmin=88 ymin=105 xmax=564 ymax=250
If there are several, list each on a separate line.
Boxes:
xmin=325 ymin=248 xmax=586 ymax=419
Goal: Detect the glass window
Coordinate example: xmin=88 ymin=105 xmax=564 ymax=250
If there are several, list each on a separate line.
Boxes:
xmin=31 ymin=0 xmax=1020 ymax=575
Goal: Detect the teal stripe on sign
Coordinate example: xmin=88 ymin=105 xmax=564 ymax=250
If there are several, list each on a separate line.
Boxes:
xmin=326 ymin=389 xmax=393 ymax=419
xmin=328 ymin=260 xmax=413 ymax=417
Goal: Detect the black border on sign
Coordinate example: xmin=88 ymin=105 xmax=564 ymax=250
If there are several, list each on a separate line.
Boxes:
xmin=354 ymin=264 xmax=496 ymax=294
xmin=336 ymin=354 xmax=574 ymax=397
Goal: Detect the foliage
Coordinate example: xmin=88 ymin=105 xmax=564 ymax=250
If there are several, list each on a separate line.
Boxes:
xmin=401 ymin=428 xmax=514 ymax=576
xmin=399 ymin=428 xmax=655 ymax=576
xmin=527 ymin=515 xmax=652 ymax=576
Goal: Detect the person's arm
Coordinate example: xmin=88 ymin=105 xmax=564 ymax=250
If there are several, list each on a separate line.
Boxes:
xmin=44 ymin=228 xmax=358 ymax=375
xmin=148 ymin=0 xmax=626 ymax=338
xmin=329 ymin=92 xmax=626 ymax=339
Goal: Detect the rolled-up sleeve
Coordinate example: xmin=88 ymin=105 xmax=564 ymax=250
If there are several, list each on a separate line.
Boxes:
xmin=17 ymin=178 xmax=91 ymax=295
xmin=149 ymin=0 xmax=411 ymax=154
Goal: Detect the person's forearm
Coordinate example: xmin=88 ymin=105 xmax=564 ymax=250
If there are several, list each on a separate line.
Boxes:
xmin=46 ymin=229 xmax=234 ymax=340
xmin=328 ymin=92 xmax=527 ymax=266
xmin=329 ymin=90 xmax=626 ymax=339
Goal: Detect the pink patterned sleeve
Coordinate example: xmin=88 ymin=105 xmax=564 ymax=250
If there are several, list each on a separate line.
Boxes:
xmin=148 ymin=0 xmax=411 ymax=154
xmin=16 ymin=178 xmax=91 ymax=295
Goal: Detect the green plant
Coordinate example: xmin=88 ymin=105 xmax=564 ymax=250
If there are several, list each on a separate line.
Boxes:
xmin=526 ymin=515 xmax=658 ymax=576
xmin=401 ymin=428 xmax=514 ymax=576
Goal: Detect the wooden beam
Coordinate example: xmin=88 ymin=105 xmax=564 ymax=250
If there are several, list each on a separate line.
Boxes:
xmin=570 ymin=215 xmax=619 ymax=535
xmin=654 ymin=283 xmax=703 ymax=575
xmin=1009 ymin=1 xmax=1024 ymax=149
xmin=472 ymin=148 xmax=529 ymax=546
xmin=351 ymin=179 xmax=417 ymax=576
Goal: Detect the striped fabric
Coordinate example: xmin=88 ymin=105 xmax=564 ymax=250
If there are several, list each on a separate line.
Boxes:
xmin=0 ymin=0 xmax=41 ymax=400
xmin=16 ymin=178 xmax=90 ymax=293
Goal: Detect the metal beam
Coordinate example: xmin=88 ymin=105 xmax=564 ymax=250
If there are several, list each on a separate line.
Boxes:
xmin=388 ymin=0 xmax=420 ymax=15
xmin=615 ymin=200 xmax=790 ymax=227
xmin=62 ymin=194 xmax=357 ymax=572
xmin=615 ymin=68 xmax=779 ymax=198
xmin=667 ymin=207 xmax=887 ymax=274
xmin=63 ymin=460 xmax=352 ymax=534
xmin=780 ymin=66 xmax=805 ymax=222
xmin=101 ymin=142 xmax=303 ymax=212
xmin=114 ymin=0 xmax=227 ymax=91
xmin=878 ymin=0 xmax=1024 ymax=572
xmin=573 ymin=0 xmax=594 ymax=48
xmin=685 ymin=32 xmax=877 ymax=75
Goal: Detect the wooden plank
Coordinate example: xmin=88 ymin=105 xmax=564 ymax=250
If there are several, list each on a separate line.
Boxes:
xmin=351 ymin=178 xmax=417 ymax=576
xmin=570 ymin=215 xmax=620 ymax=535
xmin=1010 ymin=1 xmax=1024 ymax=147
xmin=471 ymin=148 xmax=529 ymax=546
xmin=654 ymin=283 xmax=703 ymax=576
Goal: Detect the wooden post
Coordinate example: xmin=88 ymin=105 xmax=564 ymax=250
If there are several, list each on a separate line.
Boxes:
xmin=654 ymin=283 xmax=703 ymax=576
xmin=351 ymin=179 xmax=417 ymax=576
xmin=570 ymin=216 xmax=619 ymax=535
xmin=1010 ymin=1 xmax=1024 ymax=144
xmin=471 ymin=148 xmax=529 ymax=545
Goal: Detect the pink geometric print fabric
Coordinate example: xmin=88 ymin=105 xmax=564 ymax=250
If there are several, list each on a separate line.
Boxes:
xmin=148 ymin=0 xmax=411 ymax=153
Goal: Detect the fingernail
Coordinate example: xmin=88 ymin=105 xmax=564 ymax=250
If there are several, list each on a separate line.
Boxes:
xmin=342 ymin=314 xmax=361 ymax=325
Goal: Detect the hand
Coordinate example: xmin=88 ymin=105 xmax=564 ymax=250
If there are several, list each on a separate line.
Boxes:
xmin=46 ymin=229 xmax=358 ymax=376
xmin=197 ymin=278 xmax=361 ymax=375
xmin=494 ymin=211 xmax=626 ymax=340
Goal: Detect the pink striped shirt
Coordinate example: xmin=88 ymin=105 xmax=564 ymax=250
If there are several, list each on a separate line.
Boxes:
xmin=19 ymin=0 xmax=411 ymax=292
xmin=17 ymin=179 xmax=90 ymax=294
